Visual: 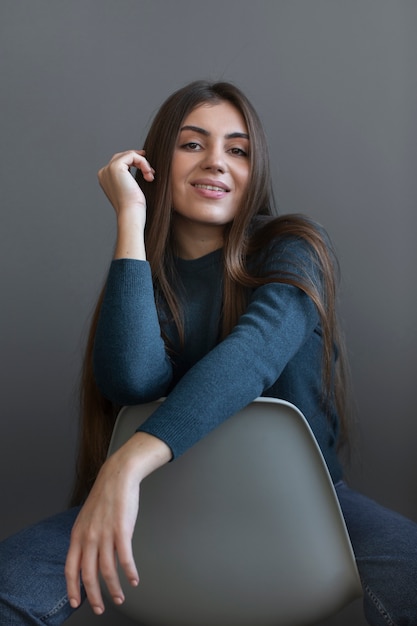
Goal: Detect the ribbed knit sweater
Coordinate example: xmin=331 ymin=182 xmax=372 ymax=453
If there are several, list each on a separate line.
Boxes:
xmin=93 ymin=239 xmax=343 ymax=483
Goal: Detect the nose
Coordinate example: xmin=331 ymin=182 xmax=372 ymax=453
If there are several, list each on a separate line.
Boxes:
xmin=201 ymin=143 xmax=226 ymax=173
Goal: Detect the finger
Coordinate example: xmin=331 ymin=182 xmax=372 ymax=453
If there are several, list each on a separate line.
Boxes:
xmin=109 ymin=149 xmax=146 ymax=163
xmin=65 ymin=540 xmax=83 ymax=610
xmin=133 ymin=156 xmax=155 ymax=182
xmin=105 ymin=151 xmax=155 ymax=183
xmin=99 ymin=541 xmax=126 ymax=606
xmin=110 ymin=150 xmax=149 ymax=170
xmin=80 ymin=543 xmax=106 ymax=615
xmin=119 ymin=150 xmax=155 ymax=182
xmin=115 ymin=533 xmax=139 ymax=588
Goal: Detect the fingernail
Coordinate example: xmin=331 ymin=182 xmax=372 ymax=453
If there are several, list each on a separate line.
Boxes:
xmin=93 ymin=606 xmax=104 ymax=615
xmin=113 ymin=595 xmax=125 ymax=605
xmin=69 ymin=598 xmax=79 ymax=608
xmin=130 ymin=578 xmax=139 ymax=587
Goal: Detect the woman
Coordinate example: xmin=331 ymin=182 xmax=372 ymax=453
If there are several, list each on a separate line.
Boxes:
xmin=1 ymin=80 xmax=416 ymax=625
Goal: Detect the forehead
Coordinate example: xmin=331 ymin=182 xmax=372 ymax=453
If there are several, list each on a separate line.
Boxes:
xmin=181 ymin=101 xmax=248 ymax=134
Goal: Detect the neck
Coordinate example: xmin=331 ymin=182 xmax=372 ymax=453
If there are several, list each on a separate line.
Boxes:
xmin=172 ymin=215 xmax=225 ymax=260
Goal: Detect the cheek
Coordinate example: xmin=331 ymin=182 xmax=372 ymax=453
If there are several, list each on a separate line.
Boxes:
xmin=171 ymin=151 xmax=189 ymax=174
xmin=237 ymin=169 xmax=250 ymax=194
xmin=170 ymin=162 xmax=184 ymax=194
xmin=170 ymin=155 xmax=180 ymax=182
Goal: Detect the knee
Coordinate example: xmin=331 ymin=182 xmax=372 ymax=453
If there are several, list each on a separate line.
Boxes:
xmin=360 ymin=554 xmax=417 ymax=626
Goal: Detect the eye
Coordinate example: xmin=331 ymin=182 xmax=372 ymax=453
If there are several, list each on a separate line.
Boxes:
xmin=229 ymin=147 xmax=248 ymax=157
xmin=181 ymin=142 xmax=202 ymax=151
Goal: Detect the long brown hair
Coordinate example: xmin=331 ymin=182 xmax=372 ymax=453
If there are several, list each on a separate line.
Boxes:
xmin=70 ymin=81 xmax=349 ymax=505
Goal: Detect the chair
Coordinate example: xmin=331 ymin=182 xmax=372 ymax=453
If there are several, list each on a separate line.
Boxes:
xmin=105 ymin=397 xmax=362 ymax=626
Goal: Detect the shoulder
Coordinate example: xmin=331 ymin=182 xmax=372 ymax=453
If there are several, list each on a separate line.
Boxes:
xmin=250 ymin=213 xmax=332 ymax=250
xmin=250 ymin=213 xmax=334 ymax=266
xmin=246 ymin=214 xmax=340 ymax=299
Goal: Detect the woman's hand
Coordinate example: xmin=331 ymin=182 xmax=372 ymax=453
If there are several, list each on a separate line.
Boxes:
xmin=65 ymin=431 xmax=171 ymax=615
xmin=98 ymin=150 xmax=155 ymax=260
xmin=98 ymin=150 xmax=155 ymax=218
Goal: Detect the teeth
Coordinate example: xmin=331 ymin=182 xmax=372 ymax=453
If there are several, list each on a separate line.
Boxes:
xmin=194 ymin=184 xmax=226 ymax=192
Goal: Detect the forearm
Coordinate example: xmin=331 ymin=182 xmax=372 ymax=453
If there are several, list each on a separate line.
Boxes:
xmin=113 ymin=210 xmax=147 ymax=261
xmin=97 ymin=149 xmax=155 ymax=261
xmin=66 ymin=430 xmax=171 ymax=615
xmin=137 ymin=283 xmax=319 ymax=457
xmin=94 ymin=260 xmax=173 ymax=404
xmin=108 ymin=431 xmax=172 ymax=482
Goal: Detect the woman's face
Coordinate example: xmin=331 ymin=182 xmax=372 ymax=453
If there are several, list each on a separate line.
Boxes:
xmin=170 ymin=101 xmax=250 ymax=240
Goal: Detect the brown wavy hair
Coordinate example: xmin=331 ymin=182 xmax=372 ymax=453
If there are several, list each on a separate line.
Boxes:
xmin=70 ymin=81 xmax=350 ymax=505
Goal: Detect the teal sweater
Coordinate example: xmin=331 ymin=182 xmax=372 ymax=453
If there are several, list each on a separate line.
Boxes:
xmin=94 ymin=239 xmax=343 ymax=483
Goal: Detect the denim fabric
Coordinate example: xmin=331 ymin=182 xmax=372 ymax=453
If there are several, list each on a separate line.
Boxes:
xmin=0 ymin=507 xmax=83 ymax=625
xmin=335 ymin=482 xmax=417 ymax=626
xmin=0 ymin=485 xmax=417 ymax=625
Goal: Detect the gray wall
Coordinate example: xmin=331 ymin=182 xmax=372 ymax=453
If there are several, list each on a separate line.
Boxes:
xmin=1 ymin=2 xmax=416 ymax=625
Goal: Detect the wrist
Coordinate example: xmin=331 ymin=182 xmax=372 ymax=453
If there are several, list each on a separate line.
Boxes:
xmin=117 ymin=207 xmax=146 ymax=230
xmin=114 ymin=214 xmax=146 ymax=260
xmin=113 ymin=431 xmax=172 ymax=482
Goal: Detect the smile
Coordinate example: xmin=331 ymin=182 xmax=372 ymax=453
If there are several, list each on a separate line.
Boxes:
xmin=193 ymin=184 xmax=230 ymax=192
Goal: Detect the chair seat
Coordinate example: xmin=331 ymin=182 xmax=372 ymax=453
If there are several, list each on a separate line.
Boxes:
xmin=105 ymin=397 xmax=362 ymax=626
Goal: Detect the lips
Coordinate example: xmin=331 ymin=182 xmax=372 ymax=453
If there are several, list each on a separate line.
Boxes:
xmin=191 ymin=179 xmax=230 ymax=192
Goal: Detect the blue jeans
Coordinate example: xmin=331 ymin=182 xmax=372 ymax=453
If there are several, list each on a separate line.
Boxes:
xmin=1 ymin=483 xmax=417 ymax=625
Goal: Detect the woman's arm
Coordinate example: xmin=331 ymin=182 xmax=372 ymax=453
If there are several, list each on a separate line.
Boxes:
xmin=96 ymin=236 xmax=322 ymax=454
xmin=97 ymin=149 xmax=154 ymax=261
xmin=65 ymin=152 xmax=173 ymax=615
xmin=93 ymin=260 xmax=173 ymax=403
xmin=65 ymin=430 xmax=172 ymax=615
xmin=93 ymin=151 xmax=173 ymax=402
xmin=138 ymin=269 xmax=320 ymax=456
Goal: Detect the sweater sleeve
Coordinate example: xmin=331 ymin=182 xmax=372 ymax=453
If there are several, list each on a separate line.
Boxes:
xmin=93 ymin=259 xmax=173 ymax=404
xmin=137 ymin=278 xmax=320 ymax=458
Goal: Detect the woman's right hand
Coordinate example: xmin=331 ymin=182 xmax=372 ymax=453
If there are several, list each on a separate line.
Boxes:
xmin=65 ymin=431 xmax=172 ymax=616
xmin=97 ymin=150 xmax=155 ymax=218
xmin=98 ymin=150 xmax=155 ymax=260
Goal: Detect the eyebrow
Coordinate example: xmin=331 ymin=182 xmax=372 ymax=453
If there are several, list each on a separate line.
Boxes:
xmin=179 ymin=125 xmax=249 ymax=140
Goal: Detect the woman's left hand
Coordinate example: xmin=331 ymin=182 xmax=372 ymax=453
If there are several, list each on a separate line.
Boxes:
xmin=65 ymin=431 xmax=171 ymax=615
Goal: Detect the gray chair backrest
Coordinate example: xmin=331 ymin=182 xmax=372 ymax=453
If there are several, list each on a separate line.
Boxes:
xmin=106 ymin=397 xmax=362 ymax=626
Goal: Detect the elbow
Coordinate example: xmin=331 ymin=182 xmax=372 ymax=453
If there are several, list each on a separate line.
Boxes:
xmin=94 ymin=359 xmax=172 ymax=406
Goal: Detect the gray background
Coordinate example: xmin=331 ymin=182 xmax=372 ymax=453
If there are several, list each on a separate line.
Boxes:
xmin=1 ymin=1 xmax=416 ymax=625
